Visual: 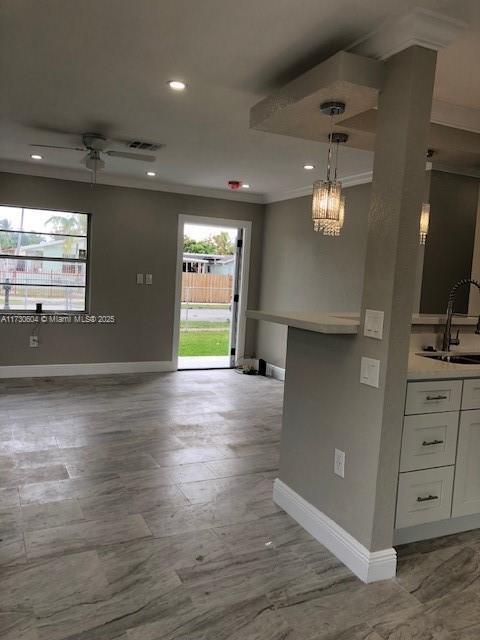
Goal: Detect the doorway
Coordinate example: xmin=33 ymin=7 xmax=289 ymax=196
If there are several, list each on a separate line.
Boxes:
xmin=173 ymin=215 xmax=251 ymax=370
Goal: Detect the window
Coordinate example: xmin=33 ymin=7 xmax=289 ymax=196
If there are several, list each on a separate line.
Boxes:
xmin=0 ymin=206 xmax=90 ymax=312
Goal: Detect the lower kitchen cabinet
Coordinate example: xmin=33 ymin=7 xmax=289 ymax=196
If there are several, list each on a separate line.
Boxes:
xmin=452 ymin=409 xmax=480 ymax=518
xmin=396 ymin=379 xmax=480 ymax=539
xmin=396 ymin=466 xmax=454 ymax=528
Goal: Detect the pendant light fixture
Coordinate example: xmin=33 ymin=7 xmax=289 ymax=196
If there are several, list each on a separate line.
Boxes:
xmin=312 ymin=101 xmax=348 ymax=236
xmin=419 ymin=203 xmax=430 ymax=245
xmin=419 ymin=149 xmax=434 ymax=245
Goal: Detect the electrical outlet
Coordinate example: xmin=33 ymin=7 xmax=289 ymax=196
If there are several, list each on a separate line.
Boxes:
xmin=29 ymin=335 xmax=39 ymax=348
xmin=334 ymin=448 xmax=345 ymax=478
xmin=145 ymin=273 xmax=153 ymax=285
xmin=136 ymin=273 xmax=144 ymax=285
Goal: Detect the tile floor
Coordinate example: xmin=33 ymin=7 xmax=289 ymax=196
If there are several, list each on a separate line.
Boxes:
xmin=1 ymin=370 xmax=480 ymax=639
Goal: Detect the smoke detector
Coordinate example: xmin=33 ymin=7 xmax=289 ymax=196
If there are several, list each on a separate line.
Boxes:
xmin=228 ymin=180 xmax=242 ymax=190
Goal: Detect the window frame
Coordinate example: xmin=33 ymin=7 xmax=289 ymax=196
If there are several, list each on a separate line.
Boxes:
xmin=0 ymin=205 xmax=91 ymax=314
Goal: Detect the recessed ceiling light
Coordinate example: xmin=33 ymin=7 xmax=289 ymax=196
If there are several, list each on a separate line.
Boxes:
xmin=168 ymin=80 xmax=187 ymax=91
xmin=31 ymin=154 xmax=43 ymax=160
xmin=146 ymin=171 xmax=156 ymax=177
xmin=303 ymin=164 xmax=315 ymax=170
xmin=242 ymin=184 xmax=250 ymax=189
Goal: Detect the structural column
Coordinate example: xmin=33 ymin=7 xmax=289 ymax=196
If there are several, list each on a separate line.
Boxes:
xmin=358 ymin=45 xmax=437 ymax=550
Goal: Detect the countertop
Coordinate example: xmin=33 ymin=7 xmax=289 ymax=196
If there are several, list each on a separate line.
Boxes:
xmin=246 ymin=310 xmax=359 ymax=334
xmin=408 ymin=352 xmax=480 ymax=380
xmin=247 ymin=309 xmax=479 ymax=335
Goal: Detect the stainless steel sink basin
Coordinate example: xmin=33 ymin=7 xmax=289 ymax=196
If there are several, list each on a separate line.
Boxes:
xmin=419 ymin=353 xmax=480 ymax=365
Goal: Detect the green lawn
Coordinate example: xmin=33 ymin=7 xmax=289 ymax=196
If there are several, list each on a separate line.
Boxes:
xmin=179 ymin=330 xmax=229 ymax=356
xmin=180 ymin=320 xmax=230 ymax=330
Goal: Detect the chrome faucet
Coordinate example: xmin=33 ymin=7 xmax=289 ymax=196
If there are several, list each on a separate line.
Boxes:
xmin=442 ymin=278 xmax=480 ymax=352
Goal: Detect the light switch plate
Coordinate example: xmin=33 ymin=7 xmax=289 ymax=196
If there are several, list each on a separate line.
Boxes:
xmin=145 ymin=273 xmax=153 ymax=285
xmin=136 ymin=273 xmax=144 ymax=285
xmin=360 ymin=357 xmax=380 ymax=388
xmin=334 ymin=448 xmax=345 ymax=478
xmin=364 ymin=309 xmax=384 ymax=340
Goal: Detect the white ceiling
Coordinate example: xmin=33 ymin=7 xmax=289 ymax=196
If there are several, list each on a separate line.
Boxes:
xmin=0 ymin=0 xmax=478 ymax=202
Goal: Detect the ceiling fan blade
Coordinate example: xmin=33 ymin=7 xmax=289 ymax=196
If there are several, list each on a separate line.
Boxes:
xmin=105 ymin=150 xmax=156 ymax=162
xmin=30 ymin=143 xmax=85 ymax=151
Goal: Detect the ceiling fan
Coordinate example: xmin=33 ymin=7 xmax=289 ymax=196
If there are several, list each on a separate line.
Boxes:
xmin=30 ymin=132 xmax=157 ymax=183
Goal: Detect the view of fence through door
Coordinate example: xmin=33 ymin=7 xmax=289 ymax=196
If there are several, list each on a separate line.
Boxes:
xmin=178 ymin=222 xmax=240 ymax=369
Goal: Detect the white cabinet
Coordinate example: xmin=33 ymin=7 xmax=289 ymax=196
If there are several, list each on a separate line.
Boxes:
xmin=397 ymin=377 xmax=480 ymax=537
xmin=452 ymin=409 xmax=480 ymax=517
xmin=462 ymin=380 xmax=480 ymax=411
xmin=396 ymin=467 xmax=454 ymax=528
xmin=405 ymin=380 xmax=462 ymax=415
xmin=400 ymin=412 xmax=459 ymax=472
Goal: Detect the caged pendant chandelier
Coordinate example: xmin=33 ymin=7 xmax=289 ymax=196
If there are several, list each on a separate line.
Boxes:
xmin=419 ymin=149 xmax=434 ymax=245
xmin=312 ymin=102 xmax=348 ymax=236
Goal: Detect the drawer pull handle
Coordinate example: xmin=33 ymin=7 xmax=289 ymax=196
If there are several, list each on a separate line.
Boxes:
xmin=422 ymin=439 xmax=444 ymax=447
xmin=417 ymin=494 xmax=439 ymax=503
xmin=425 ymin=395 xmax=448 ymax=401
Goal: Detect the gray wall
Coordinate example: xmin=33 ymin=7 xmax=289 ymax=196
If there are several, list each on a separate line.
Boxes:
xmin=256 ymin=183 xmax=371 ymax=368
xmin=420 ymin=171 xmax=480 ymax=314
xmin=0 ymin=172 xmax=264 ymax=366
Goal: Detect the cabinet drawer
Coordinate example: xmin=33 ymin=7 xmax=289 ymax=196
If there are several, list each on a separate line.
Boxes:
xmin=396 ymin=467 xmax=454 ymax=529
xmin=400 ymin=412 xmax=459 ymax=472
xmin=462 ymin=379 xmax=480 ymax=410
xmin=452 ymin=409 xmax=480 ymax=517
xmin=405 ymin=380 xmax=462 ymax=415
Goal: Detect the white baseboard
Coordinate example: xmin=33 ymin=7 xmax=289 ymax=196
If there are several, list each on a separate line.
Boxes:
xmin=273 ymin=479 xmax=397 ymax=583
xmin=266 ymin=363 xmax=286 ymax=381
xmin=0 ymin=360 xmax=176 ymax=379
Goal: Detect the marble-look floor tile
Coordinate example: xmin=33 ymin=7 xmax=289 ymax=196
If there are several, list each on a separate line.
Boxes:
xmin=36 ymin=566 xmax=182 ymax=640
xmin=142 ymin=497 xmax=261 ymax=538
xmin=24 ymin=514 xmax=152 ymax=559
xmin=0 ymin=530 xmax=27 ymax=566
xmin=280 ymin=579 xmax=418 ymax=638
xmin=98 ymin=529 xmax=231 ymax=582
xmin=66 ymin=453 xmax=160 ymax=478
xmin=178 ymin=472 xmax=274 ymax=505
xmin=19 ymin=473 xmax=124 ymax=505
xmin=152 ymin=446 xmax=231 ymax=467
xmin=0 ymin=435 xmax=58 ymax=454
xmin=21 ymin=499 xmax=85 ymax=532
xmin=126 ymin=594 xmax=278 ymax=640
xmin=0 ymin=464 xmax=69 ymax=489
xmin=0 ymin=550 xmax=109 ymax=614
xmin=0 ymin=486 xmax=20 ymax=508
xmin=0 ymin=611 xmax=38 ymax=640
xmin=4 ymin=370 xmax=479 ymax=640
xmin=396 ymin=544 xmax=480 ymax=604
xmin=121 ymin=463 xmax=217 ymax=489
xmin=206 ymin=452 xmax=279 ymax=478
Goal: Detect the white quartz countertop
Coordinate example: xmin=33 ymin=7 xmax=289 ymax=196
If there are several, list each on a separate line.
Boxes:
xmin=247 ymin=309 xmax=479 ymax=335
xmin=408 ymin=352 xmax=480 ymax=380
xmin=246 ymin=310 xmax=359 ymax=334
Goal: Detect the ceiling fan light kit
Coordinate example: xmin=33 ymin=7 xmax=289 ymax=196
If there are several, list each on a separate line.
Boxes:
xmin=29 ymin=131 xmax=158 ymax=184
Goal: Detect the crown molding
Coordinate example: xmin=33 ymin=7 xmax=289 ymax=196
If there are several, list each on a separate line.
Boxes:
xmin=0 ymin=160 xmax=265 ymax=204
xmin=350 ymin=8 xmax=467 ymax=61
xmin=431 ymin=100 xmax=480 ymax=134
xmin=264 ymin=171 xmax=373 ymax=204
xmin=432 ymin=163 xmax=480 ymax=180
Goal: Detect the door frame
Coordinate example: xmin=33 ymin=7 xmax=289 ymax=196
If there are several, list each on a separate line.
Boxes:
xmin=172 ymin=214 xmax=252 ymax=368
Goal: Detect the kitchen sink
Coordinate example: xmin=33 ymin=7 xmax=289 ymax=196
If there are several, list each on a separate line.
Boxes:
xmin=419 ymin=353 xmax=480 ymax=365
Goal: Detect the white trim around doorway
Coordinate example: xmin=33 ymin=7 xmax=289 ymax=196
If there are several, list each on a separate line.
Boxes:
xmin=172 ymin=215 xmax=252 ymax=369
